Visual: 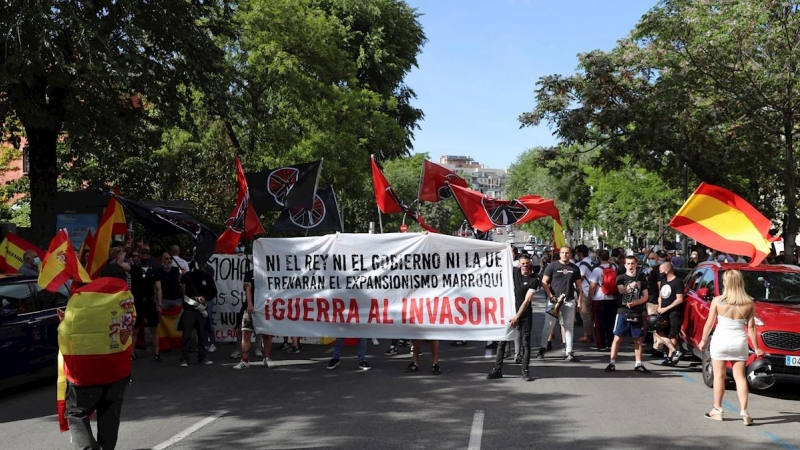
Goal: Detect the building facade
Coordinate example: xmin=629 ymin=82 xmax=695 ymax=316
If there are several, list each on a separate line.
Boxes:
xmin=438 ymin=155 xmax=508 ymax=200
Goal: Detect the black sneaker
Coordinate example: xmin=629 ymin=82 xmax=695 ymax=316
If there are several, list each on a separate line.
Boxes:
xmin=432 ymin=363 xmax=441 ymax=375
xmin=154 ymin=353 xmax=163 ymax=363
xmin=398 ymin=340 xmax=410 ymax=347
xmin=535 ymin=348 xmax=546 ymax=359
xmin=358 ymin=361 xmax=372 ymax=371
xmin=290 ymin=346 xmax=301 ymax=354
xmin=486 ymin=368 xmax=503 ymax=379
xmin=672 ymin=350 xmax=684 ymax=362
xmin=405 ymin=362 xmax=419 ymax=373
xmin=546 ymin=342 xmax=553 ymax=351
xmin=514 ymin=355 xmax=522 ymax=364
xmin=634 ymin=365 xmax=651 ymax=374
xmin=280 ymin=342 xmax=291 ymax=350
xmin=327 ymin=358 xmax=340 ymax=370
xmin=384 ymin=346 xmax=398 ymax=356
xmin=605 ymin=363 xmax=616 ymax=372
xmin=521 ymin=370 xmax=533 ymax=381
xmin=565 ymin=352 xmax=580 ymax=362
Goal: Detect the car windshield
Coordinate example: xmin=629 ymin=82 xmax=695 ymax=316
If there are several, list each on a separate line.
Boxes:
xmin=721 ymin=270 xmax=800 ymax=304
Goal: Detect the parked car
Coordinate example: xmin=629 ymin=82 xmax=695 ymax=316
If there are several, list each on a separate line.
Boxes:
xmin=0 ymin=275 xmax=68 ymax=391
xmin=681 ymin=262 xmax=800 ymax=389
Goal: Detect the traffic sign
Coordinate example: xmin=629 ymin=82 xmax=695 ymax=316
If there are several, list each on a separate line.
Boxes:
xmin=399 ymin=224 xmax=408 ymax=232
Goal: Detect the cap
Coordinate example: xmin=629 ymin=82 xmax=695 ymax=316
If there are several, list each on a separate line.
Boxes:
xmin=656 ymin=250 xmax=668 ymax=258
xmin=691 ymin=251 xmax=699 ymax=257
xmin=625 ymin=250 xmax=635 ymax=257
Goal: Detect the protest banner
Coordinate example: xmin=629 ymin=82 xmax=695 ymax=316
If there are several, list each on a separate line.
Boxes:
xmin=206 ymin=254 xmax=251 ymax=342
xmin=253 ymin=233 xmax=517 ymax=341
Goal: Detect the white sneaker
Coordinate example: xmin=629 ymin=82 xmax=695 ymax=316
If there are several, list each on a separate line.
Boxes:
xmin=201 ymin=360 xmax=213 ymax=365
xmin=256 ymin=349 xmax=263 ymax=358
xmin=232 ymin=361 xmax=249 ymax=370
xmin=263 ymin=358 xmax=276 ymax=369
xmin=371 ymin=338 xmax=380 ymax=346
xmin=230 ymin=350 xmax=242 ymax=359
xmin=208 ymin=344 xmax=217 ymax=353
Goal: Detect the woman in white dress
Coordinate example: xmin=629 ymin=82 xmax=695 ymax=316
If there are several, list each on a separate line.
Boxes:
xmin=697 ymin=270 xmax=764 ymax=425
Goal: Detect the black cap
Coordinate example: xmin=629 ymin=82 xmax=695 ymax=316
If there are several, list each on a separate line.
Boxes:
xmin=656 ymin=250 xmax=668 ymax=258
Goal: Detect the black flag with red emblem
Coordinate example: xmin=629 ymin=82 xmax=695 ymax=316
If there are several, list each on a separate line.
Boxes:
xmin=273 ymin=186 xmax=343 ymax=232
xmin=246 ymin=160 xmax=322 ymax=212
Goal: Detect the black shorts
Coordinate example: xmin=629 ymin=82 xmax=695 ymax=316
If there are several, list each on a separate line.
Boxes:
xmin=135 ymin=298 xmax=159 ymax=328
xmin=667 ymin=310 xmax=683 ymax=338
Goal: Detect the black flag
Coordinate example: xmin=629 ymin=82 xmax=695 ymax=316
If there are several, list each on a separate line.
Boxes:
xmin=246 ymin=160 xmax=322 ymax=211
xmin=273 ymin=186 xmax=342 ymax=232
xmin=114 ymin=196 xmax=219 ymax=266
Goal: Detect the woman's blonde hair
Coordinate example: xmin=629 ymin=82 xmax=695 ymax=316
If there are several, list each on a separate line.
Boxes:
xmin=720 ymin=270 xmax=754 ymax=306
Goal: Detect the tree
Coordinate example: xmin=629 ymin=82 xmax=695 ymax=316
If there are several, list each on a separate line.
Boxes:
xmin=0 ymin=1 xmax=231 ymax=245
xmin=520 ymin=0 xmax=799 ymax=259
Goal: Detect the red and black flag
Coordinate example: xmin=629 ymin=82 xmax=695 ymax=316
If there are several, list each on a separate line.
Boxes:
xmin=217 ymin=156 xmax=266 ymax=253
xmin=273 ymin=186 xmax=343 ymax=232
xmin=246 ymin=160 xmax=322 ymax=211
xmin=370 ymin=155 xmax=440 ymax=233
xmin=448 ymin=183 xmax=558 ymax=232
xmin=418 ymin=160 xmax=468 ymax=203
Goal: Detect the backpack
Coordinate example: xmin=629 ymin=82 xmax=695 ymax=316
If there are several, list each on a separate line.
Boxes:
xmin=599 ymin=264 xmax=618 ymax=296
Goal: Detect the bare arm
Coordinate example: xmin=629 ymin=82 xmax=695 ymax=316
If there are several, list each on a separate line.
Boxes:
xmin=510 ymin=290 xmax=535 ymax=326
xmin=541 ymin=275 xmax=553 ymax=300
xmin=698 ymin=299 xmax=718 ymax=351
xmin=154 ymin=280 xmax=163 ymax=307
xmin=747 ymin=312 xmax=764 ymax=357
xmin=245 ymin=280 xmax=254 ymax=314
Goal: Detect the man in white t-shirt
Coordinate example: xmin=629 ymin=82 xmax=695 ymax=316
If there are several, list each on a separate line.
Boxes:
xmin=170 ymin=244 xmax=190 ymax=273
xmin=575 ymin=245 xmax=594 ymax=344
xmin=587 ymin=249 xmax=617 ymax=351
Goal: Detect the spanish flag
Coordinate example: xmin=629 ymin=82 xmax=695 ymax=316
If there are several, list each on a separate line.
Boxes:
xmin=553 ymin=218 xmax=567 ymax=249
xmin=57 ymin=277 xmax=135 ymax=431
xmin=670 ymin=182 xmax=778 ymax=266
xmin=78 ymin=229 xmax=94 ymax=265
xmin=86 ymin=196 xmax=128 ymax=278
xmin=39 ymin=229 xmax=93 ymax=293
xmin=0 ymin=232 xmax=45 ymax=273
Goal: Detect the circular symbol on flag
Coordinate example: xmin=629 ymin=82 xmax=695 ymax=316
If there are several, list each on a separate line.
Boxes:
xmin=268 ymin=167 xmax=300 ymax=207
xmin=481 ymin=198 xmax=530 ymax=226
xmin=437 ymin=174 xmax=463 ymax=200
xmin=288 ymin=195 xmax=326 ymax=229
xmin=224 ymin=196 xmax=249 ymax=233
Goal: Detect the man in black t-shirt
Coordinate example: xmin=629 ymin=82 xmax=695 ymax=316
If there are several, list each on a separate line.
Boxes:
xmin=178 ymin=265 xmax=217 ymax=367
xmin=657 ymin=262 xmax=686 ymax=366
xmin=537 ymin=247 xmax=583 ymax=362
xmin=487 ymin=254 xmax=539 ymax=381
xmin=130 ymin=246 xmax=161 ymax=362
xmin=606 ymin=255 xmax=650 ymax=374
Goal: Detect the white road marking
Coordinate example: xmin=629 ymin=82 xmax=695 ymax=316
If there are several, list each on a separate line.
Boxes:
xmin=468 ymin=409 xmax=485 ymax=450
xmin=152 ymin=410 xmax=228 ymax=450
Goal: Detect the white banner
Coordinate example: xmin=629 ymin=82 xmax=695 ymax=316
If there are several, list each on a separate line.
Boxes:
xmin=207 ymin=254 xmax=252 ymax=342
xmin=253 ymin=233 xmax=516 ymax=341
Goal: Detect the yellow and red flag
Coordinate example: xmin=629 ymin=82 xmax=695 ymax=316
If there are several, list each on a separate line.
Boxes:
xmin=669 ymin=182 xmax=778 ymax=266
xmin=86 ymin=196 xmax=128 ymax=278
xmin=553 ymin=218 xmax=567 ymax=249
xmin=78 ymin=229 xmax=94 ymax=263
xmin=39 ymin=229 xmax=93 ymax=293
xmin=0 ymin=232 xmax=45 ymax=273
xmin=57 ymin=277 xmax=135 ymax=431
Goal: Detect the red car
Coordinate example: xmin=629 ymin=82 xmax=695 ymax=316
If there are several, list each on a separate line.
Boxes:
xmin=681 ymin=261 xmax=800 ymax=389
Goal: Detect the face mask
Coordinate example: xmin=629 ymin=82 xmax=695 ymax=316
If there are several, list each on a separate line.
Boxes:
xmin=33 ymin=257 xmax=40 ymax=266
xmin=647 ymin=260 xmax=657 ymax=267
xmin=520 ymin=263 xmax=532 ymax=276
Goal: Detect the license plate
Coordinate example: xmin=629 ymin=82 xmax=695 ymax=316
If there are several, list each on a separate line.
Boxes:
xmin=786 ymin=355 xmax=800 ymax=367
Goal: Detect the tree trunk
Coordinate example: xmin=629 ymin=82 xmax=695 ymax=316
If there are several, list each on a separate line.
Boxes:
xmin=26 ymin=127 xmax=59 ymax=248
xmin=784 ymin=108 xmax=797 ymax=264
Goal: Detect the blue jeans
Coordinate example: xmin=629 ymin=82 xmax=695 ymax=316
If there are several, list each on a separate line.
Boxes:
xmin=204 ymin=300 xmax=216 ymax=345
xmin=332 ymin=338 xmax=367 ymax=362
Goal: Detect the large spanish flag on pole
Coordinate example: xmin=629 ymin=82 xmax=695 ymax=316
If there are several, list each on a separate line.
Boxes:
xmin=57 ymin=277 xmax=135 ymax=431
xmin=669 ymin=182 xmax=778 ymax=266
xmin=39 ymin=229 xmax=93 ymax=293
xmin=86 ymin=196 xmax=128 ymax=278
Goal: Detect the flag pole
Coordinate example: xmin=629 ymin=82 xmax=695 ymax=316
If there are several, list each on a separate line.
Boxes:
xmin=377 ymin=205 xmax=384 ymax=234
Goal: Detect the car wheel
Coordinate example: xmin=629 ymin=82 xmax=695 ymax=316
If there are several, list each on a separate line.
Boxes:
xmin=702 ymin=337 xmax=714 ymax=388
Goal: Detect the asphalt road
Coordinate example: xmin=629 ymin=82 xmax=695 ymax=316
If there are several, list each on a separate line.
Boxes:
xmin=1 ymin=292 xmax=799 ymax=450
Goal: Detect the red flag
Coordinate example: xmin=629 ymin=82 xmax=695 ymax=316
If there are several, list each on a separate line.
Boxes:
xmin=670 ymin=182 xmax=778 ymax=266
xmin=371 ymin=156 xmax=404 ymax=214
xmin=38 ymin=229 xmax=93 ymax=292
xmin=449 ymin=184 xmax=558 ymax=232
xmin=86 ymin=196 xmax=128 ymax=278
xmin=370 ymin=156 xmax=440 ymax=233
xmin=418 ymin=160 xmax=468 ymax=203
xmin=217 ymin=156 xmax=266 ymax=253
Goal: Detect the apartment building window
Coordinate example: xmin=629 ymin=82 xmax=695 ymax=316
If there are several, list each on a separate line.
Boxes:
xmin=22 ymin=147 xmax=29 ymax=175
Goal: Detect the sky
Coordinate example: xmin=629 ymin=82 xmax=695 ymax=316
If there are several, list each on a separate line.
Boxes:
xmin=404 ymin=0 xmax=658 ymax=169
